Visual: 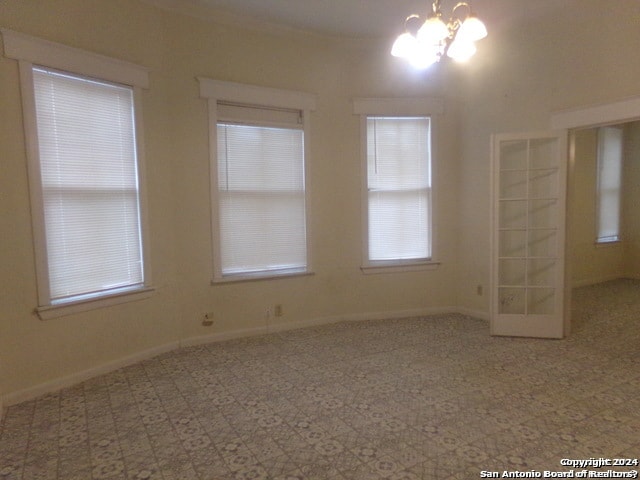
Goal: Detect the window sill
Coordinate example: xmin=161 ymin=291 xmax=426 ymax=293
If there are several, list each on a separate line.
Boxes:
xmin=595 ymin=239 xmax=622 ymax=247
xmin=361 ymin=261 xmax=441 ymax=275
xmin=36 ymin=286 xmax=155 ymax=320
xmin=212 ymin=271 xmax=314 ymax=285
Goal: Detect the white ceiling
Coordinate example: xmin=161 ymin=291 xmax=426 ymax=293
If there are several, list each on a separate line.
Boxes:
xmin=194 ymin=0 xmax=426 ymax=38
xmin=144 ymin=0 xmax=580 ymax=39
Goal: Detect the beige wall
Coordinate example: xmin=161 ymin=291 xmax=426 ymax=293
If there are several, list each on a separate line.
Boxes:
xmin=0 ymin=1 xmax=182 ymax=402
xmin=624 ymin=122 xmax=640 ymax=279
xmin=0 ymin=0 xmax=462 ymax=402
xmin=568 ymin=122 xmax=640 ymax=286
xmin=569 ymin=128 xmax=625 ymax=287
xmin=2 ymin=0 xmax=640 ymax=404
xmin=456 ymin=0 xmax=640 ymax=312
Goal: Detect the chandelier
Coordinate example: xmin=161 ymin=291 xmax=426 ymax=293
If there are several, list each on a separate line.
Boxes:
xmin=391 ymin=0 xmax=487 ymax=69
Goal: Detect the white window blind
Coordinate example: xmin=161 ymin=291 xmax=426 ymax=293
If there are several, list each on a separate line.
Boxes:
xmin=216 ymin=112 xmax=307 ymax=277
xmin=32 ymin=67 xmax=144 ymax=302
xmin=596 ymin=126 xmax=623 ymax=243
xmin=366 ymin=116 xmax=432 ymax=262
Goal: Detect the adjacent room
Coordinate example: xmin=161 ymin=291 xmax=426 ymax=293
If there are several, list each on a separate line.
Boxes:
xmin=1 ymin=0 xmax=639 ymax=478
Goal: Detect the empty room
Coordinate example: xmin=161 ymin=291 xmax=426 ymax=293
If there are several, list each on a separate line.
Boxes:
xmin=0 ymin=0 xmax=639 ymax=478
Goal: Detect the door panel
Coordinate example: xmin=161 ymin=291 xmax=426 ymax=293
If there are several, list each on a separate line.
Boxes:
xmin=491 ymin=131 xmax=568 ymax=338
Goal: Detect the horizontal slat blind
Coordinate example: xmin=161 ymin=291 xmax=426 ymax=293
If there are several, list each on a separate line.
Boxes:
xmin=33 ymin=67 xmax=143 ymax=301
xmin=596 ymin=126 xmax=623 ymax=243
xmin=367 ymin=116 xmax=431 ymax=261
xmin=217 ymin=102 xmax=301 ymax=127
xmin=217 ymin=122 xmax=307 ymax=276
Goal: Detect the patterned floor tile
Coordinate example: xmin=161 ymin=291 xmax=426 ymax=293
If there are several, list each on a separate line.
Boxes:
xmin=1 ymin=280 xmax=639 ymax=479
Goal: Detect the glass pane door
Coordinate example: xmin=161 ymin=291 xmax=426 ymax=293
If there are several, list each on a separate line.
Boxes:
xmin=491 ymin=132 xmax=567 ymax=338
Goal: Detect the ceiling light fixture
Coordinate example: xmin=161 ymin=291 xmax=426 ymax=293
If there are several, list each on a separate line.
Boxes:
xmin=391 ymin=0 xmax=487 ymax=69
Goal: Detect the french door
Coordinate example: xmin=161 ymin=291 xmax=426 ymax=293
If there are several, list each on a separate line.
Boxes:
xmin=490 ymin=131 xmax=568 ymax=338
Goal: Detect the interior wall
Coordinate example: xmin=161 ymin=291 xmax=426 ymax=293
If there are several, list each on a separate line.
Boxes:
xmin=456 ymin=0 xmax=640 ymax=312
xmin=0 ymin=0 xmax=185 ymax=404
xmin=3 ymin=0 xmax=640 ymax=405
xmin=624 ymin=122 xmax=640 ymax=279
xmin=569 ymin=128 xmax=625 ymax=287
xmin=0 ymin=0 xmax=462 ymax=402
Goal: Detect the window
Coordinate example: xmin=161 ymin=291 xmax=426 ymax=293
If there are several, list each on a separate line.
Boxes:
xmin=217 ymin=118 xmax=306 ymax=277
xmin=2 ymin=29 xmax=152 ymax=318
xmin=365 ymin=116 xmax=432 ymax=264
xmin=353 ymin=97 xmax=442 ymax=271
xmin=199 ymin=78 xmax=316 ymax=282
xmin=596 ymin=126 xmax=623 ymax=243
xmin=33 ymin=68 xmax=145 ymax=302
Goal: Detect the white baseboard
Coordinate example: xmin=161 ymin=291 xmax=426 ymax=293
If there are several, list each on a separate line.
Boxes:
xmin=456 ymin=306 xmax=490 ymax=321
xmin=180 ymin=324 xmax=271 ymax=348
xmin=2 ymin=306 xmax=488 ymax=408
xmin=2 ymin=341 xmax=180 ymax=408
xmin=180 ymin=306 xmax=459 ymax=347
xmin=572 ymin=274 xmax=629 ymax=288
xmin=330 ymin=306 xmax=459 ymax=323
xmin=181 ymin=313 xmax=346 ymax=348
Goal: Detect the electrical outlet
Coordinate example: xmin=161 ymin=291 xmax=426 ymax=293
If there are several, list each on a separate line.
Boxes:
xmin=202 ymin=312 xmax=214 ymax=326
xmin=274 ymin=304 xmax=283 ymax=317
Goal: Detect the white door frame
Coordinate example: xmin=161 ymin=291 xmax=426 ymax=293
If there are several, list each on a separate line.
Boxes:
xmin=550 ymin=95 xmax=640 ymax=336
xmin=550 ymin=96 xmax=640 ymax=131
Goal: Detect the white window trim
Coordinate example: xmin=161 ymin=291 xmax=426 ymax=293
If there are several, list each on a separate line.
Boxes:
xmin=1 ymin=29 xmax=153 ymax=319
xmin=353 ymin=97 xmax=443 ymax=273
xmin=1 ymin=29 xmax=149 ymax=88
xmin=198 ymin=77 xmax=316 ymax=283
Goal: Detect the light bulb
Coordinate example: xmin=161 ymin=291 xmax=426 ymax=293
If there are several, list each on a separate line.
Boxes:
xmin=457 ymin=15 xmax=487 ymax=42
xmin=391 ymin=32 xmax=418 ymax=58
xmin=409 ymin=44 xmax=440 ymax=69
xmin=417 ymin=16 xmax=449 ymax=43
xmin=446 ymin=39 xmax=476 ymax=62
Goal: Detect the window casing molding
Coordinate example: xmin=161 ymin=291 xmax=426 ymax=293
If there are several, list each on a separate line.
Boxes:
xmin=353 ymin=97 xmax=443 ymax=273
xmin=1 ymin=29 xmax=149 ymax=88
xmin=198 ymin=78 xmax=316 ymax=283
xmin=1 ymin=29 xmax=153 ymax=319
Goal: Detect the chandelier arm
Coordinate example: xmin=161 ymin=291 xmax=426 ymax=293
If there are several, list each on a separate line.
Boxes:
xmin=448 ymin=18 xmax=462 ymax=38
xmin=451 ymin=2 xmax=472 ymax=19
xmin=404 ymin=13 xmax=421 ymax=27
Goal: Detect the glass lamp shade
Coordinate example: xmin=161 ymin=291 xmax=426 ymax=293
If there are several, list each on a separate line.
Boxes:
xmin=409 ymin=44 xmax=440 ymax=69
xmin=457 ymin=15 xmax=487 ymax=42
xmin=417 ymin=16 xmax=449 ymax=43
xmin=446 ymin=39 xmax=476 ymax=62
xmin=391 ymin=32 xmax=418 ymax=58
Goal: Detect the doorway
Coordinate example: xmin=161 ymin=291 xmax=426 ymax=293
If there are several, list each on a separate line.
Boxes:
xmin=569 ymin=122 xmax=640 ymax=287
xmin=551 ymin=97 xmax=640 ymax=336
xmin=567 ymin=122 xmax=640 ymax=330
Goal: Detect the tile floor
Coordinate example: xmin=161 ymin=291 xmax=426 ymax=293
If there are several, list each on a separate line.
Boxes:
xmin=1 ymin=279 xmax=639 ymax=479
